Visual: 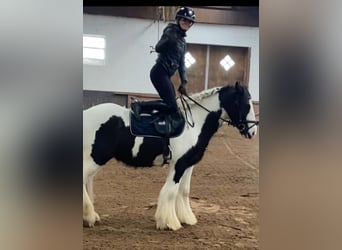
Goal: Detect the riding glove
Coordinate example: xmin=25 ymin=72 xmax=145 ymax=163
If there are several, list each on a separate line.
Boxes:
xmin=178 ymin=83 xmax=188 ymax=95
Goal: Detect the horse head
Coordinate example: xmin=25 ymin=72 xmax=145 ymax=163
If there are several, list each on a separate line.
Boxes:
xmin=219 ymin=81 xmax=258 ymax=139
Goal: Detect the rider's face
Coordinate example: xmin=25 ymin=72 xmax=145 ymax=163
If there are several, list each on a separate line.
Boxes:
xmin=178 ymin=18 xmax=194 ymax=31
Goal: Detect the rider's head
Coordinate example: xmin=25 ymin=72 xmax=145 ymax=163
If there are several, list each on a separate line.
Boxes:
xmin=175 ymin=6 xmax=196 ymax=31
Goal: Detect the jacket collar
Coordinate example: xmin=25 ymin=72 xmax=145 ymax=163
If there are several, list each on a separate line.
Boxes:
xmin=167 ymin=23 xmax=187 ymax=37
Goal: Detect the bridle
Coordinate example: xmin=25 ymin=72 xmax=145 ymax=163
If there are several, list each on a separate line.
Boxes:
xmin=179 ymin=93 xmax=259 ymax=136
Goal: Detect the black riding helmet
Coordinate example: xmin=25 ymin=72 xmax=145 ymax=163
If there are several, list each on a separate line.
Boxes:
xmin=175 ymin=6 xmax=196 ymax=23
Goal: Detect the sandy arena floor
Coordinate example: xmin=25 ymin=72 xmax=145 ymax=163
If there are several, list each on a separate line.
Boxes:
xmin=83 ymin=125 xmax=259 ymax=249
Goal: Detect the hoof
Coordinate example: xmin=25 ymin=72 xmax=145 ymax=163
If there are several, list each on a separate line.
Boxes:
xmin=156 ymin=219 xmax=182 ymax=231
xmin=181 ymin=215 xmax=197 ymax=226
xmin=83 ymin=211 xmax=100 ymax=227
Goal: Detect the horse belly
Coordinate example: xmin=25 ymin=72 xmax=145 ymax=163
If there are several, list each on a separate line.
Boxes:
xmin=115 ymin=135 xmax=165 ymax=167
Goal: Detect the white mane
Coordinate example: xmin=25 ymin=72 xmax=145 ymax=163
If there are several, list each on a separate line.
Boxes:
xmin=177 ymin=86 xmax=221 ymax=107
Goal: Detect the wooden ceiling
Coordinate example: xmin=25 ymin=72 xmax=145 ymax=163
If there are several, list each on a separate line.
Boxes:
xmin=83 ymin=6 xmax=259 ymax=27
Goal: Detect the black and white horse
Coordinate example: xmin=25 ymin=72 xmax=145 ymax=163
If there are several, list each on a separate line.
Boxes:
xmin=83 ymin=82 xmax=258 ymax=231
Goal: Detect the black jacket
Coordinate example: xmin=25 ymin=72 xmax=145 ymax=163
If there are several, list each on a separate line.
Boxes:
xmin=155 ymin=23 xmax=188 ymax=84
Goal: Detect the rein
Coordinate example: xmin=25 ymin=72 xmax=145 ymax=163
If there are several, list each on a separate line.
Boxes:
xmin=179 ymin=93 xmax=259 ymax=130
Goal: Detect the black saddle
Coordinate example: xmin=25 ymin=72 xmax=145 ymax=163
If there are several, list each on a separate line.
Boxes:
xmin=130 ymin=100 xmax=185 ymax=138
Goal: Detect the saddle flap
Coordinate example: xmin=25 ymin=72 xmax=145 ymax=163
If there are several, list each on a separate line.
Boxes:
xmin=154 ymin=115 xmax=172 ymax=135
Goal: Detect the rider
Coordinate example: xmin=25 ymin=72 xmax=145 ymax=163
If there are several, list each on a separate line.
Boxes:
xmin=133 ymin=6 xmax=196 ymax=122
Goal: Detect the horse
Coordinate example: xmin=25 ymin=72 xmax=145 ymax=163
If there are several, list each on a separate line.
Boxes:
xmin=83 ymin=81 xmax=258 ymax=231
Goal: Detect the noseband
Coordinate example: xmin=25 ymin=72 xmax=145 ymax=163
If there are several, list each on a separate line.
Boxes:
xmin=230 ymin=119 xmax=259 ymax=138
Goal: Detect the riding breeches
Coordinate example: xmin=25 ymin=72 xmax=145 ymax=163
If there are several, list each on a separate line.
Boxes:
xmin=150 ymin=63 xmax=178 ymax=112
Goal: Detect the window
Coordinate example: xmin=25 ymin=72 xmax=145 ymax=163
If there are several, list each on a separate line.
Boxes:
xmin=184 ymin=52 xmax=196 ymax=68
xmin=83 ymin=34 xmax=106 ymax=65
xmin=220 ymin=54 xmax=235 ymax=71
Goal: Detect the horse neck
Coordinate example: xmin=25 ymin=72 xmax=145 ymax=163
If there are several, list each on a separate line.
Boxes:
xmin=190 ymin=92 xmax=221 ymax=113
xmin=183 ymin=92 xmax=222 ymax=125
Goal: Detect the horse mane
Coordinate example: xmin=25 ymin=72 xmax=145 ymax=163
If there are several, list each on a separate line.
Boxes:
xmin=177 ymin=86 xmax=222 ymax=107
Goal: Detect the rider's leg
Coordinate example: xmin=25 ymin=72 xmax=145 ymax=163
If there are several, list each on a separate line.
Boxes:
xmin=150 ymin=63 xmax=178 ymax=113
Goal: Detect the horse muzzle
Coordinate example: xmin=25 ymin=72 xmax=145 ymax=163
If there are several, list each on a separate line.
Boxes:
xmin=238 ymin=122 xmax=257 ymax=139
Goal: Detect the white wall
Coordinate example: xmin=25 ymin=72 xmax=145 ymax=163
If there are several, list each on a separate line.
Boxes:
xmin=83 ymin=14 xmax=259 ymax=101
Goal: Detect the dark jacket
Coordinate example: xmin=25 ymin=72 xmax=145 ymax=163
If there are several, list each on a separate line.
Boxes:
xmin=155 ymin=23 xmax=188 ymax=84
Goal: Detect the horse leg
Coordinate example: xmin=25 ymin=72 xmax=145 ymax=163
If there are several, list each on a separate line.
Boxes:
xmin=86 ymin=175 xmax=95 ymax=203
xmin=83 ymin=184 xmax=100 ymax=227
xmin=155 ymin=165 xmax=182 ymax=231
xmin=83 ymin=161 xmax=100 ymax=227
xmin=176 ymin=166 xmax=197 ymax=226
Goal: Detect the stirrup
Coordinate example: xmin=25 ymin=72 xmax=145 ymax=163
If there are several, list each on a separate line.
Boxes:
xmin=163 ymin=146 xmax=172 ymax=163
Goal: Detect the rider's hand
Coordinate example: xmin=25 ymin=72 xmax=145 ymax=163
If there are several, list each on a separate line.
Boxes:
xmin=178 ymin=84 xmax=188 ymax=95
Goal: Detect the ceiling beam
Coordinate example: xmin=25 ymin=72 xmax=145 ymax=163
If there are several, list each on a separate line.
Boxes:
xmin=83 ymin=6 xmax=259 ymax=27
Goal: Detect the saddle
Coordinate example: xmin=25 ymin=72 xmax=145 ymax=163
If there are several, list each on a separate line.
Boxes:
xmin=130 ymin=100 xmax=185 ymax=162
xmin=130 ymin=100 xmax=185 ymax=138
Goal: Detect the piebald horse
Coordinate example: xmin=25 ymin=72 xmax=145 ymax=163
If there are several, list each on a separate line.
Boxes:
xmin=83 ymin=82 xmax=258 ymax=230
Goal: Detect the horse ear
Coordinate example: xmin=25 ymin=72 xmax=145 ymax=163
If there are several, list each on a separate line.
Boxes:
xmin=235 ymin=81 xmax=243 ymax=94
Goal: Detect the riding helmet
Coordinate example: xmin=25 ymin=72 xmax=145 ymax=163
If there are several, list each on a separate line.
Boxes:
xmin=175 ymin=6 xmax=196 ymax=23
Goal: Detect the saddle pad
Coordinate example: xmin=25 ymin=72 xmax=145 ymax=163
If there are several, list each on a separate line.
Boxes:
xmin=130 ymin=112 xmax=184 ymax=138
